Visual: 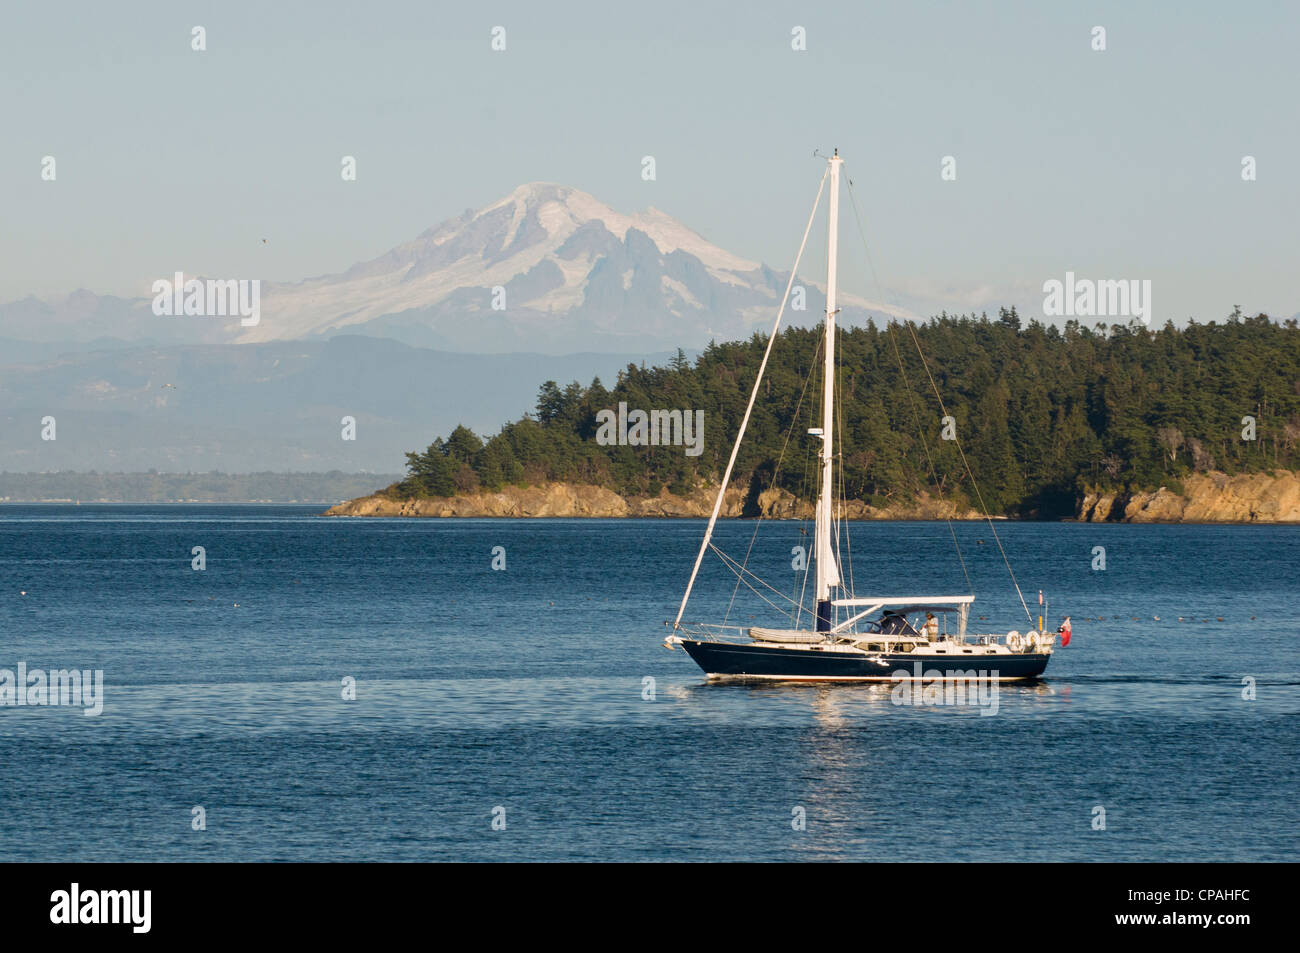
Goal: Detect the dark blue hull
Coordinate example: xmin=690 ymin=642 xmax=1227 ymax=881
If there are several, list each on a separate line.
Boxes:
xmin=680 ymin=639 xmax=1050 ymax=681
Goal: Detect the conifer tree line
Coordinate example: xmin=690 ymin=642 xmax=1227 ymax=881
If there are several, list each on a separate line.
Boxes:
xmin=395 ymin=309 xmax=1300 ymax=517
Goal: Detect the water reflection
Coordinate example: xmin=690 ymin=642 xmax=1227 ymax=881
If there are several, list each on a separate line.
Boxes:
xmin=667 ymin=678 xmax=1065 ymax=860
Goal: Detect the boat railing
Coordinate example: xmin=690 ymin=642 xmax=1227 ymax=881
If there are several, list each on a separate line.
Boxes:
xmin=673 ymin=623 xmax=753 ymax=644
xmin=672 ymin=624 xmax=1058 ymax=651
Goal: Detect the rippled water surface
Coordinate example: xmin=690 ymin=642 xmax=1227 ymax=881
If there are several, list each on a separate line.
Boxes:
xmin=0 ymin=505 xmax=1295 ymax=860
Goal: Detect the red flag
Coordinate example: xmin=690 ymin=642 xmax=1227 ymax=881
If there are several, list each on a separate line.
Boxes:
xmin=1058 ymin=616 xmax=1072 ymax=647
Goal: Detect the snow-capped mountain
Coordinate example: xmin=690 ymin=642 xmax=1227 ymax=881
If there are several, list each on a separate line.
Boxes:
xmin=242 ymin=182 xmax=906 ymax=352
xmin=0 ymin=183 xmax=911 ymax=355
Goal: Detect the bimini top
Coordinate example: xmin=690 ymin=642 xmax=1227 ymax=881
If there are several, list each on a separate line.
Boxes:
xmin=831 ymin=595 xmax=975 ymax=607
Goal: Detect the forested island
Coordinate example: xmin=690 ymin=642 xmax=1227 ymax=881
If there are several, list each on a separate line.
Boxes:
xmin=331 ymin=310 xmax=1300 ymax=521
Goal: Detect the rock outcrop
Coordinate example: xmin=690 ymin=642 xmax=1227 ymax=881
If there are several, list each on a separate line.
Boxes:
xmin=1077 ymin=470 xmax=1300 ymax=523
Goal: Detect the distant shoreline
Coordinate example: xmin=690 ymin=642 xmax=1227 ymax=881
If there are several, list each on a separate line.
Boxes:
xmin=0 ymin=471 xmax=402 ymax=505
xmin=0 ymin=499 xmax=340 ymax=505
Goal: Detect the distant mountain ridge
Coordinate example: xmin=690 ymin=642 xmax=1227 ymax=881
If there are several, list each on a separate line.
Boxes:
xmin=0 ymin=336 xmax=681 ymax=472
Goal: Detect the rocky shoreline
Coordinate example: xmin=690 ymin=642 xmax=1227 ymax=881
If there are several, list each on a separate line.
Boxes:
xmin=323 ymin=482 xmax=980 ymax=520
xmin=323 ymin=469 xmax=1300 ymax=523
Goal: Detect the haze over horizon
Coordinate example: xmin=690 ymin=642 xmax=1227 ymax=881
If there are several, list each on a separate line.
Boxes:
xmin=3 ymin=0 xmax=1296 ymax=329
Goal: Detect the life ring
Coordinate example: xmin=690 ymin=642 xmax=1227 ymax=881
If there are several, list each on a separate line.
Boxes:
xmin=1006 ymin=631 xmax=1023 ymax=652
xmin=1023 ymin=631 xmax=1040 ymax=653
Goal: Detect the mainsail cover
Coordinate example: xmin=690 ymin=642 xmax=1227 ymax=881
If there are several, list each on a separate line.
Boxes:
xmin=816 ymin=519 xmax=841 ymax=590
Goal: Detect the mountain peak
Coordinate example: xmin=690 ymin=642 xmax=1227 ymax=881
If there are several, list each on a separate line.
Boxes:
xmin=491 ymin=181 xmax=579 ymax=209
xmin=231 ymin=181 xmax=771 ymax=346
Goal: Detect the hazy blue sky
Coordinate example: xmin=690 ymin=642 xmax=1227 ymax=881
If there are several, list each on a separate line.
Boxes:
xmin=3 ymin=0 xmax=1296 ymax=324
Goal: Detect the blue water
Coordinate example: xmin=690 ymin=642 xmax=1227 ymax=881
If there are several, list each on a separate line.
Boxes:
xmin=0 ymin=505 xmax=1296 ymax=861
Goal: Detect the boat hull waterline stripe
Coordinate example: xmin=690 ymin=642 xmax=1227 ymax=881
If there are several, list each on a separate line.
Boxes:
xmin=680 ymin=640 xmax=1051 ymax=681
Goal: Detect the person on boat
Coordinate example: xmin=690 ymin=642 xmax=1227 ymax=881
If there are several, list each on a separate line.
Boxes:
xmin=923 ymin=612 xmax=940 ymax=641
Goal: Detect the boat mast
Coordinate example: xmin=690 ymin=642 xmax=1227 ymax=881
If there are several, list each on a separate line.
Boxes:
xmin=815 ymin=150 xmax=843 ymax=631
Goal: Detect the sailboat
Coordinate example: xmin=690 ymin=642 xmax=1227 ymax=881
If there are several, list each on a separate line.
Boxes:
xmin=664 ymin=150 xmax=1061 ymax=681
